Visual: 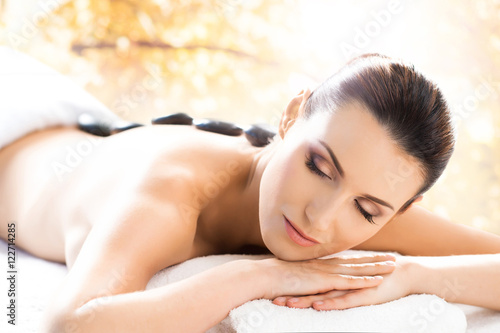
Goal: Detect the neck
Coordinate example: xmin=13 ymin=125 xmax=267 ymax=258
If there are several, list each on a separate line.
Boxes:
xmin=236 ymin=136 xmax=281 ymax=248
xmin=198 ymin=135 xmax=281 ymax=254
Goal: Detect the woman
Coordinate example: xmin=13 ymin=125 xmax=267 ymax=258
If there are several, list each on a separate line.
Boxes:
xmin=1 ymin=53 xmax=499 ymax=332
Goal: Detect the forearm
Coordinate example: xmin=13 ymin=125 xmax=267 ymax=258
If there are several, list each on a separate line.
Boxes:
xmin=408 ymin=253 xmax=500 ymax=310
xmin=56 ymin=259 xmax=265 ymax=333
xmin=46 ymin=253 xmax=398 ymax=331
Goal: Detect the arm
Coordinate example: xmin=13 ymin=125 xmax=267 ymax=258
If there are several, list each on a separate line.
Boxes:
xmin=43 ymin=175 xmax=395 ymax=332
xmin=66 ymin=259 xmax=267 ymax=332
xmin=359 ymin=204 xmax=500 ymax=307
xmin=407 ymin=253 xmax=500 ymax=310
xmin=51 ymin=256 xmax=394 ymax=332
xmin=357 ymin=204 xmax=500 ymax=310
xmin=43 ymin=176 xmax=269 ymax=332
xmin=274 ymin=254 xmax=500 ymax=311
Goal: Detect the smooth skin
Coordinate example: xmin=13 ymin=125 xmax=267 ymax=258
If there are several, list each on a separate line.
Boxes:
xmin=0 ymin=89 xmax=499 ymax=332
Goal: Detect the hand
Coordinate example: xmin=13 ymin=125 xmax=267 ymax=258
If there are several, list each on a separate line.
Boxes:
xmin=258 ymin=253 xmax=397 ymax=301
xmin=271 ymin=256 xmax=413 ymax=311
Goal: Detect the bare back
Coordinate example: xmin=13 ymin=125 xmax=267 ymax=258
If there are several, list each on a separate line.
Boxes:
xmin=0 ymin=124 xmax=260 ymax=267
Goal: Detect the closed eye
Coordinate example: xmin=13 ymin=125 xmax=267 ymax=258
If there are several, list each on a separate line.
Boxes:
xmin=306 ymin=153 xmax=376 ymax=225
xmin=355 ymin=199 xmax=376 ymax=225
xmin=305 ymin=154 xmax=331 ymax=180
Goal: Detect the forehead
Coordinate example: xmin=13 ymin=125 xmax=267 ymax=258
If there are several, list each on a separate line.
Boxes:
xmin=298 ymin=103 xmax=423 ymax=210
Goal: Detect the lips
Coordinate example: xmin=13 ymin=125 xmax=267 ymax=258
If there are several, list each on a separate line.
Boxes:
xmin=283 ymin=216 xmax=319 ymax=247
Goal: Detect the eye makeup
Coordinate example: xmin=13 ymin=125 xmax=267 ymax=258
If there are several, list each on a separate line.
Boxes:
xmin=304 ymin=148 xmax=378 ymax=225
xmin=305 ymin=154 xmax=331 ymax=180
xmin=354 ymin=199 xmax=376 ymax=224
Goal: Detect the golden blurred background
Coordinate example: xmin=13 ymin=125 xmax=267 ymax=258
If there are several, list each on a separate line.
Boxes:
xmin=1 ymin=0 xmax=499 ymax=234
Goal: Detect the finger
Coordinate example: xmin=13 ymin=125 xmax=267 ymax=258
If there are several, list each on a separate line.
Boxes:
xmin=312 ymin=289 xmax=372 ymax=311
xmin=285 ymin=290 xmax=353 ymax=309
xmin=321 ymin=253 xmax=396 ymax=265
xmin=272 ymin=296 xmax=292 ymax=306
xmin=307 ymin=258 xmax=396 ymax=277
xmin=324 ymin=274 xmax=384 ymax=291
xmin=328 ymin=260 xmax=397 ymax=276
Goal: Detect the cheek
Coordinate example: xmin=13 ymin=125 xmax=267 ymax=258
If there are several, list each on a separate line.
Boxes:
xmin=259 ymin=147 xmax=308 ymax=210
xmin=335 ymin=217 xmax=384 ymax=250
xmin=321 ymin=208 xmax=383 ymax=251
xmin=259 ymin=148 xmax=308 ymax=243
xmin=259 ymin=153 xmax=294 ymax=217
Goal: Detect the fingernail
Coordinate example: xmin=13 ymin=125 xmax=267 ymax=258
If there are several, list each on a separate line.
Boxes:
xmin=314 ymin=301 xmax=324 ymax=306
xmin=274 ymin=297 xmax=286 ymax=303
xmin=288 ymin=298 xmax=299 ymax=303
xmin=374 ymin=275 xmax=383 ymax=280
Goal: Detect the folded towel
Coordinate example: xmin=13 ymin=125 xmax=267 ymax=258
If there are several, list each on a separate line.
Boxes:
xmin=217 ymin=295 xmax=464 ymax=333
xmin=5 ymin=240 xmax=500 ymax=332
xmin=147 ymin=252 xmax=467 ymax=333
xmin=0 ymin=46 xmax=120 ymax=151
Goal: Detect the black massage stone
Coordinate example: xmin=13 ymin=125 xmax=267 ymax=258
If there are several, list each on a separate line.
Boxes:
xmin=151 ymin=112 xmax=193 ymax=125
xmin=77 ymin=113 xmax=112 ymax=137
xmin=111 ymin=121 xmax=144 ymax=134
xmin=193 ymin=119 xmax=244 ymax=136
xmin=77 ymin=112 xmax=277 ymax=147
xmin=244 ymin=124 xmax=276 ymax=147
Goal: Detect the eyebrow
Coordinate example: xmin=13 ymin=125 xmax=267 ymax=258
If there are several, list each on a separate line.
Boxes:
xmin=318 ymin=140 xmax=345 ymax=178
xmin=317 ymin=139 xmax=394 ymax=211
xmin=362 ymin=194 xmax=394 ymax=211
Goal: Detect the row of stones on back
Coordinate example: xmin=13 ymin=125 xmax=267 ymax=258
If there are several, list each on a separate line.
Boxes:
xmin=77 ymin=112 xmax=277 ymax=147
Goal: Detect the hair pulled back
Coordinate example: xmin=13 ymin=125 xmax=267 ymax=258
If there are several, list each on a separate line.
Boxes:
xmin=303 ymin=54 xmax=455 ymax=212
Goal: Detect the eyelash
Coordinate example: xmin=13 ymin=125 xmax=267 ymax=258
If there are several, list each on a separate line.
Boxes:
xmin=355 ymin=199 xmax=376 ymax=224
xmin=305 ymin=154 xmax=376 ymax=225
xmin=305 ymin=155 xmax=330 ymax=179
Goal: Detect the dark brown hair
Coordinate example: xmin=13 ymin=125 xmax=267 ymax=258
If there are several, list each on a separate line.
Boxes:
xmin=303 ymin=53 xmax=455 ymax=213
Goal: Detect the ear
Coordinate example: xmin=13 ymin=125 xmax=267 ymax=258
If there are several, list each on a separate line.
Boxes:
xmin=278 ymin=88 xmax=312 ymax=139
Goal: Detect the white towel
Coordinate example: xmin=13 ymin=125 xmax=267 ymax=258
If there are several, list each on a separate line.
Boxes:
xmin=146 ymin=252 xmax=467 ymax=333
xmin=0 ymin=46 xmax=120 ymax=151
xmin=5 ymin=239 xmax=500 ymax=333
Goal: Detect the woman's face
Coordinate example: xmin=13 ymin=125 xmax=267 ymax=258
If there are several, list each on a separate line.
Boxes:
xmin=259 ymin=98 xmax=423 ymax=261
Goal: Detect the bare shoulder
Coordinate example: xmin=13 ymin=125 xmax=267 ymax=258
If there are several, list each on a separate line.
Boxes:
xmin=48 ymin=167 xmax=198 ymax=316
xmin=48 ymin=125 xmax=256 ymax=313
xmin=62 ymin=125 xmax=253 ymax=266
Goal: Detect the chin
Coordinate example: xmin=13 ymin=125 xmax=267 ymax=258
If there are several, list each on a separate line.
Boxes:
xmin=260 ymin=213 xmax=325 ymax=261
xmin=268 ymin=236 xmax=349 ymax=261
xmin=261 ymin=232 xmax=318 ymax=261
xmin=270 ymin=248 xmax=304 ymax=261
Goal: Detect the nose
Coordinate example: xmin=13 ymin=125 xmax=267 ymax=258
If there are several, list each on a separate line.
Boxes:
xmin=305 ymin=190 xmax=346 ymax=232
